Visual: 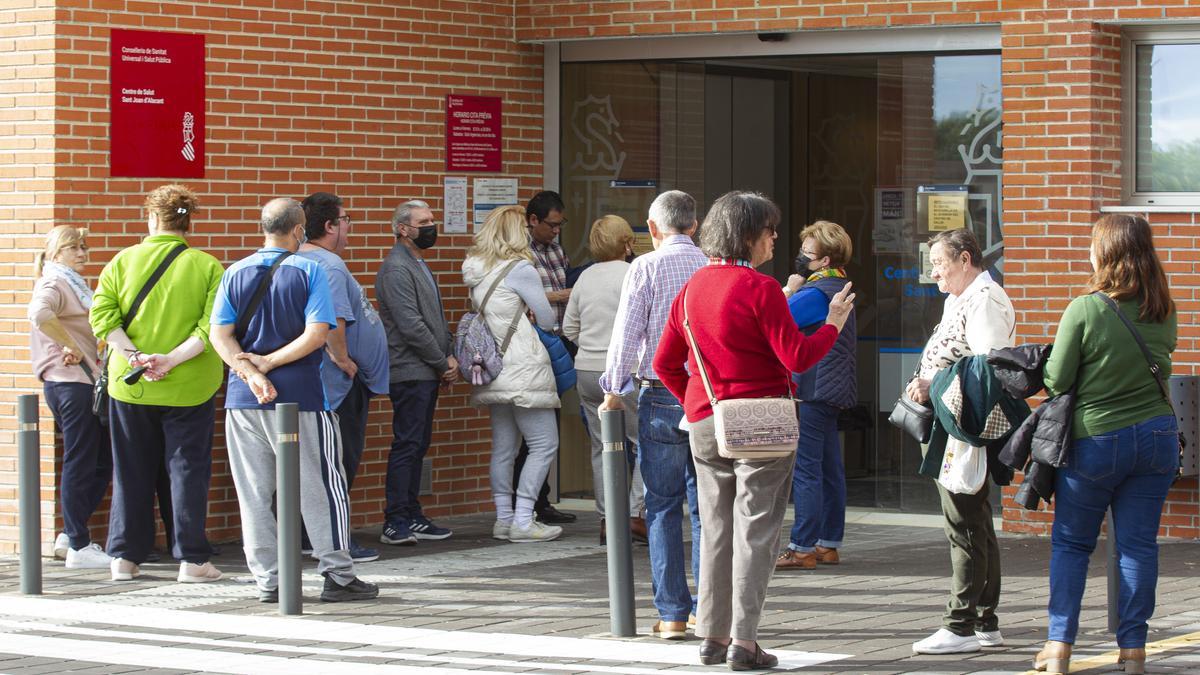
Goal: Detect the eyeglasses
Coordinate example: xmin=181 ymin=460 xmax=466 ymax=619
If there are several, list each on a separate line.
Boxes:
xmin=540 ymin=218 xmax=567 ymax=229
xmin=335 ymin=215 xmax=352 ymax=226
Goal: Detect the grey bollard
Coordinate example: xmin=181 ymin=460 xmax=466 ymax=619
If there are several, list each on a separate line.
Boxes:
xmin=276 ymin=402 xmax=302 ymax=615
xmin=599 ymin=408 xmax=636 ymax=637
xmin=18 ymin=394 xmax=42 ymax=595
xmin=1106 ymin=509 xmax=1119 ymax=633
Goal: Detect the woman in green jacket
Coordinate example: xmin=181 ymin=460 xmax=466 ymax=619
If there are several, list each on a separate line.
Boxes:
xmin=1035 ymin=214 xmax=1178 ymax=675
xmin=90 ymin=184 xmax=226 ymax=584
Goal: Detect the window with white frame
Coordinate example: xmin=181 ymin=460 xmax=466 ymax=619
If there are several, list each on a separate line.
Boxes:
xmin=1123 ymin=27 xmax=1200 ymax=207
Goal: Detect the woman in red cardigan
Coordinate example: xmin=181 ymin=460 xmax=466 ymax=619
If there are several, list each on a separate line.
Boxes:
xmin=653 ymin=191 xmax=854 ymax=670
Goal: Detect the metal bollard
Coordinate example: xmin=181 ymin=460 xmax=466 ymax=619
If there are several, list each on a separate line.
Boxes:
xmin=18 ymin=394 xmax=42 ymax=595
xmin=276 ymin=402 xmax=302 ymax=616
xmin=1106 ymin=508 xmax=1119 ymax=633
xmin=599 ymin=408 xmax=636 ymax=637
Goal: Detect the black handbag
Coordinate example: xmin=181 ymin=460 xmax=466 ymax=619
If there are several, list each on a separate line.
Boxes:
xmin=92 ymin=243 xmax=188 ymax=424
xmin=889 ymin=394 xmax=934 ymax=444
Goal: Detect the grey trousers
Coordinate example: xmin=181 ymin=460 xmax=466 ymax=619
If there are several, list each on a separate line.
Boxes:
xmin=937 ymin=479 xmax=1001 ymax=635
xmin=225 ymin=409 xmax=356 ymax=591
xmin=690 ymin=414 xmax=795 ymax=641
xmin=488 ymin=404 xmax=558 ymax=502
xmin=576 ymin=369 xmax=644 ymax=517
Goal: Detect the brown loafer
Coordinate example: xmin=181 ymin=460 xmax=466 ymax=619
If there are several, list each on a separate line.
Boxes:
xmin=649 ymin=620 xmax=688 ymax=640
xmin=629 ymin=516 xmax=648 ymax=544
xmin=775 ymin=549 xmax=816 ymax=569
xmin=814 ymin=545 xmax=840 ymax=564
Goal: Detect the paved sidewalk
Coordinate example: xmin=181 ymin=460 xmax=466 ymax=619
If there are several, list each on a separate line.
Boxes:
xmin=1 ymin=505 xmax=1198 ymax=674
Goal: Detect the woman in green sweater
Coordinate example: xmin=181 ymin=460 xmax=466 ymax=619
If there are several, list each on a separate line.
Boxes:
xmin=90 ymin=184 xmax=226 ymax=585
xmin=1035 ymin=214 xmax=1178 ymax=675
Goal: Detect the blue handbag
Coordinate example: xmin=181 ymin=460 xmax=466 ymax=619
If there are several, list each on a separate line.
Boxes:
xmin=535 ymin=325 xmax=577 ymax=395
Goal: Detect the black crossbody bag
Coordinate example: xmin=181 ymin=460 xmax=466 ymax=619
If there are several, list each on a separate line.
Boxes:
xmin=93 ymin=243 xmax=189 ymax=425
xmin=1093 ymin=292 xmax=1185 ymax=481
xmin=235 ymin=250 xmax=294 ymax=342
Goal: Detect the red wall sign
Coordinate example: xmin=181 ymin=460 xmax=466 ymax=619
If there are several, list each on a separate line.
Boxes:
xmin=110 ymin=28 xmax=205 ymax=178
xmin=446 ymin=94 xmax=502 ymax=172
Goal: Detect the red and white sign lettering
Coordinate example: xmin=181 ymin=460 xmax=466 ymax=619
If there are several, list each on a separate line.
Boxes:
xmin=110 ymin=28 xmax=205 ymax=178
xmin=446 ymin=94 xmax=502 ymax=172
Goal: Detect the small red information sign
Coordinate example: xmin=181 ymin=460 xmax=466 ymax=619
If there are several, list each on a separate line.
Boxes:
xmin=110 ymin=28 xmax=205 ymax=178
xmin=446 ymin=94 xmax=502 ymax=172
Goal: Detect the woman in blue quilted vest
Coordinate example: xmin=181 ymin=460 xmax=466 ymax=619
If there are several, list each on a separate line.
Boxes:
xmin=776 ymin=220 xmax=857 ymax=571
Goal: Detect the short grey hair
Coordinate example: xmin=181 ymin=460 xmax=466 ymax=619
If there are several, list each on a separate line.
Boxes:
xmin=648 ymin=190 xmax=696 ymax=233
xmin=261 ymin=198 xmax=304 ymax=235
xmin=391 ymin=199 xmax=430 ymax=234
xmin=697 ymin=191 xmax=780 ymax=260
xmin=928 ymin=228 xmax=983 ymax=269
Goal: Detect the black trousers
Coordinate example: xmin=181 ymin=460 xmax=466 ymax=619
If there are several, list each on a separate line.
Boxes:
xmin=106 ymin=397 xmax=215 ymax=564
xmin=336 ymin=376 xmax=373 ymax=487
xmin=43 ymin=381 xmax=112 ymax=550
xmin=385 ymin=379 xmax=439 ymax=524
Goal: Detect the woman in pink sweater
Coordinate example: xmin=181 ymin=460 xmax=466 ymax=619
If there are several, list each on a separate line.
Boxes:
xmin=28 ymin=225 xmax=112 ymax=569
xmin=654 ymin=191 xmax=854 ymax=670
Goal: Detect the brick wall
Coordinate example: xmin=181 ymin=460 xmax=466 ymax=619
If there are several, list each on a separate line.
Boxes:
xmin=0 ymin=0 xmax=543 ymax=553
xmin=0 ymin=0 xmax=59 ymax=553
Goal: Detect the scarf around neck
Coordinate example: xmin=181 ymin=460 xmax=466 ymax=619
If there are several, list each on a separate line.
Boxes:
xmin=42 ymin=261 xmax=93 ymax=309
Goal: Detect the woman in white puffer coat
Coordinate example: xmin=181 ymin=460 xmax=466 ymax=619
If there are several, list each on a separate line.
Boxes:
xmin=462 ymin=204 xmax=562 ymax=543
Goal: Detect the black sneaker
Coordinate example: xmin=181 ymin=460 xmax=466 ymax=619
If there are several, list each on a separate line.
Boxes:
xmin=349 ymin=539 xmax=380 ymax=563
xmin=379 ymin=521 xmax=417 ymax=546
xmin=409 ymin=515 xmax=452 ymax=541
xmin=258 ymin=588 xmax=278 ymax=603
xmin=536 ymin=505 xmax=577 ymax=524
xmin=320 ymin=574 xmax=379 ymax=602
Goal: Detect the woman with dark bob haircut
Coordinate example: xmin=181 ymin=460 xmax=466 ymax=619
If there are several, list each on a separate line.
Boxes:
xmin=653 ymin=191 xmax=854 ymax=669
xmin=1034 ymin=214 xmax=1178 ymax=674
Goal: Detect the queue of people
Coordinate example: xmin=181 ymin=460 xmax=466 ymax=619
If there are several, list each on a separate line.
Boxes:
xmin=28 ymin=184 xmax=1180 ymax=671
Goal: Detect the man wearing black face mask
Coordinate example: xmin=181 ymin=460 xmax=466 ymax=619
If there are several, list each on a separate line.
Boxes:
xmin=375 ymin=199 xmax=457 ymax=546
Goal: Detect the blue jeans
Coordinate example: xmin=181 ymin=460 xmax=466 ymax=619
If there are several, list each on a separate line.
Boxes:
xmin=1048 ymin=414 xmax=1179 ymax=648
xmin=788 ymin=401 xmax=846 ymax=552
xmin=638 ymin=385 xmax=700 ymax=622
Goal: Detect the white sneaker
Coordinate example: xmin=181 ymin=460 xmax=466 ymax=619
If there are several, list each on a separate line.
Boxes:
xmin=912 ymin=628 xmax=981 ymax=654
xmin=178 ymin=561 xmax=223 ymax=583
xmin=508 ymin=520 xmax=563 ymax=543
xmin=65 ymin=543 xmax=111 ymax=569
xmin=492 ymin=520 xmax=512 ymax=541
xmin=975 ymin=629 xmax=1004 ymax=647
xmin=111 ymin=557 xmax=140 ymax=581
xmin=53 ymin=532 xmax=70 ymax=559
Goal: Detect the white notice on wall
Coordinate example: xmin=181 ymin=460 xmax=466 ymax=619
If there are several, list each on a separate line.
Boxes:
xmin=444 ymin=176 xmax=468 ymax=233
xmin=473 ymin=177 xmax=519 ymax=230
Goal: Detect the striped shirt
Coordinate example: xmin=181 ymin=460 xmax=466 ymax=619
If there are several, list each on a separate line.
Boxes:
xmin=600 ymin=234 xmax=707 ymax=395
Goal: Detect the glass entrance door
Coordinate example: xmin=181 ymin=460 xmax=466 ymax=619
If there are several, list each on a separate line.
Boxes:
xmin=558 ymin=51 xmax=1002 ymax=513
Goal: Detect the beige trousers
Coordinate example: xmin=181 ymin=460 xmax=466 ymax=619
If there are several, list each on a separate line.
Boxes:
xmin=689 ymin=414 xmax=795 ymax=641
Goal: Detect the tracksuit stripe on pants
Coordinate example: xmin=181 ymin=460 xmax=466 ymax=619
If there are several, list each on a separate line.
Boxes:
xmin=317 ymin=410 xmax=349 ymax=552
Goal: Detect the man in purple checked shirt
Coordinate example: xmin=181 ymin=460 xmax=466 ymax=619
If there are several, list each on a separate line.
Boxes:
xmin=598 ymin=190 xmax=705 ymax=640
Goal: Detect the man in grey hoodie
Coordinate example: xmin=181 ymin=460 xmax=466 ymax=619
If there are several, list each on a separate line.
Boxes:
xmin=375 ymin=199 xmax=458 ymax=546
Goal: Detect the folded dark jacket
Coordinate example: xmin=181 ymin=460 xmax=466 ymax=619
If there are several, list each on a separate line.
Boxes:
xmin=987 ymin=344 xmax=1052 ymax=399
xmin=919 ymin=355 xmax=1029 ymax=486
